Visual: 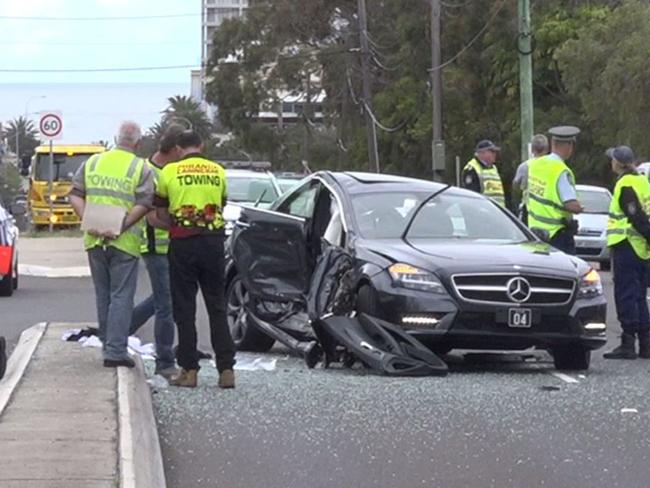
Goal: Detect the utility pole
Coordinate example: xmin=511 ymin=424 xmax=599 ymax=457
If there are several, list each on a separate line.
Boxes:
xmin=431 ymin=0 xmax=444 ymax=182
xmin=518 ymin=0 xmax=534 ymax=161
xmin=357 ymin=0 xmax=380 ymax=173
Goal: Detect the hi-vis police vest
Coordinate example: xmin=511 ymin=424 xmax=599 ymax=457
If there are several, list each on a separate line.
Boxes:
xmin=607 ymin=173 xmax=650 ymax=260
xmin=463 ymin=158 xmax=506 ymax=207
xmin=83 ymin=149 xmax=145 ymax=257
xmin=141 ymin=161 xmax=170 ymax=254
xmin=157 ymin=155 xmax=227 ymax=233
xmin=527 ymin=156 xmax=575 ymax=239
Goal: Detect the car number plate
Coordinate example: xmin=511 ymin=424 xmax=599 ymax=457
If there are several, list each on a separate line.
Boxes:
xmin=508 ymin=308 xmax=532 ymax=328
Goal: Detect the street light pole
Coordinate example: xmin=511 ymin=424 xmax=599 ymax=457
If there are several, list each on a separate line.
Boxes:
xmin=518 ymin=0 xmax=534 ymax=161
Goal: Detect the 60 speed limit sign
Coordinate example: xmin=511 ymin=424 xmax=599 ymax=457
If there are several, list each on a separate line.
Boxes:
xmin=39 ymin=111 xmax=63 ymax=140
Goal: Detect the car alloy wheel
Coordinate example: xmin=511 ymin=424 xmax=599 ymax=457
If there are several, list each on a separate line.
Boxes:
xmin=227 ymin=277 xmax=248 ymax=343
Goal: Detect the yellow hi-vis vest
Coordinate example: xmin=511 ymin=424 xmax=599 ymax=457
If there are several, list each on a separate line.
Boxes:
xmin=83 ymin=149 xmax=145 ymax=257
xmin=607 ymin=173 xmax=650 ymax=260
xmin=141 ymin=160 xmax=170 ymax=254
xmin=157 ymin=156 xmax=227 ymax=232
xmin=527 ymin=155 xmax=575 ymax=239
xmin=463 ymin=158 xmax=506 ymax=207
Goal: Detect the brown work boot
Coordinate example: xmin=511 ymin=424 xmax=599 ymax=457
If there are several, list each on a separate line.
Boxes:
xmin=169 ymin=369 xmax=198 ymax=388
xmin=218 ymin=369 xmax=235 ymax=389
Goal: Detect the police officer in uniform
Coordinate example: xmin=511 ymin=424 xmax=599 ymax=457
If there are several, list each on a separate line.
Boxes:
xmin=129 ymin=125 xmax=185 ymax=379
xmin=462 ymin=140 xmax=506 ymax=207
xmin=527 ymin=126 xmax=583 ymax=254
xmin=603 ymin=146 xmax=650 ymax=360
xmin=70 ymin=121 xmax=154 ymax=368
xmin=154 ymin=130 xmax=236 ymax=388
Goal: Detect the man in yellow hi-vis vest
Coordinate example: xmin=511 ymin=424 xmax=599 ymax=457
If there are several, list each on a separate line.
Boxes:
xmin=462 ymin=140 xmax=506 ymax=208
xmin=155 ymin=130 xmax=236 ymax=389
xmin=129 ymin=125 xmax=185 ymax=379
xmin=602 ymin=146 xmax=650 ymax=360
xmin=527 ymin=126 xmax=583 ymax=254
xmin=70 ymin=122 xmax=154 ymax=368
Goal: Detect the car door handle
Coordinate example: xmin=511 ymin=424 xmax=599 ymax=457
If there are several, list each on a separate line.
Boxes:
xmin=235 ymin=221 xmax=251 ymax=229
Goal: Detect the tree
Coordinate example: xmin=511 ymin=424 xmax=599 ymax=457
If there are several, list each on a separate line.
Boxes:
xmin=557 ymin=0 xmax=650 ymax=175
xmin=161 ymin=95 xmax=213 ymax=141
xmin=4 ymin=117 xmax=41 ymax=158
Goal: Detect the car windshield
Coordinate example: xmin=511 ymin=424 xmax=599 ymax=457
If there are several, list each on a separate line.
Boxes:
xmin=277 ymin=178 xmax=301 ymax=193
xmin=34 ymin=154 xmax=90 ymax=182
xmin=352 ymin=191 xmax=530 ymax=243
xmin=227 ymin=176 xmax=279 ymax=204
xmin=578 ymin=189 xmax=611 ymax=214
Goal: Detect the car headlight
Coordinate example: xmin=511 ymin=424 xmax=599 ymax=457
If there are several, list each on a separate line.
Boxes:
xmin=388 ymin=263 xmax=446 ymax=293
xmin=578 ymin=268 xmax=603 ymax=299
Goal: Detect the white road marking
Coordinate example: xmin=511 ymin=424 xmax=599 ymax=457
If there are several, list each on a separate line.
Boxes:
xmin=621 ymin=408 xmax=638 ymax=414
xmin=19 ymin=264 xmax=90 ymax=278
xmin=551 ymin=372 xmax=580 ymax=384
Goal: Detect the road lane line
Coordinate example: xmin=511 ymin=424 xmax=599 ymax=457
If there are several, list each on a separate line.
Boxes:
xmin=551 ymin=372 xmax=580 ymax=384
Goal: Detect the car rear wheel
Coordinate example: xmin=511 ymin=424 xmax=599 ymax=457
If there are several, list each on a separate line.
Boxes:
xmin=552 ymin=345 xmax=591 ymax=371
xmin=226 ymin=275 xmax=275 ymax=352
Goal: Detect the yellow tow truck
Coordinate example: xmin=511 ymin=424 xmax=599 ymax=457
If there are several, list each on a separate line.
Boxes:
xmin=28 ymin=144 xmax=105 ymax=227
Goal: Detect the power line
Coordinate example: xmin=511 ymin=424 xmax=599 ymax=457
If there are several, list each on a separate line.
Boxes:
xmin=429 ymin=0 xmax=507 ymax=72
xmin=0 ymin=13 xmax=198 ymax=21
xmin=0 ymin=65 xmax=197 ymax=73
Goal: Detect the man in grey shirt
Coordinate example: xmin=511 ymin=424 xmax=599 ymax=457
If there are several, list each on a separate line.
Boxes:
xmin=70 ymin=121 xmax=154 ymax=368
xmin=512 ymin=134 xmax=549 ymax=223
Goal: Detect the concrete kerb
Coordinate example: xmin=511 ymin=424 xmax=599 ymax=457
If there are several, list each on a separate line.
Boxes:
xmin=118 ymin=354 xmax=167 ymax=488
xmin=0 ymin=322 xmax=166 ymax=488
xmin=0 ymin=322 xmax=47 ymax=416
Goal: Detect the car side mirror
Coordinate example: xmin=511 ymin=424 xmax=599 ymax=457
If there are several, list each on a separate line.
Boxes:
xmin=530 ymin=227 xmax=550 ymax=243
xmin=10 ymin=203 xmax=26 ymax=216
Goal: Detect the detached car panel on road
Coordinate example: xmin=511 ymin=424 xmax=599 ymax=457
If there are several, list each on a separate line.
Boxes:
xmin=226 ymin=172 xmax=607 ymax=372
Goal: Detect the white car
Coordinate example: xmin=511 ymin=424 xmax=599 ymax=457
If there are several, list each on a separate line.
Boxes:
xmin=223 ymin=170 xmax=282 ymax=234
xmin=575 ymin=185 xmax=611 ymax=270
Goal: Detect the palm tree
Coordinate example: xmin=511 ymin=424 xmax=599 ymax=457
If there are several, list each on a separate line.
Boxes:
xmin=162 ymin=95 xmax=213 ymax=141
xmin=4 ymin=117 xmax=40 ymax=157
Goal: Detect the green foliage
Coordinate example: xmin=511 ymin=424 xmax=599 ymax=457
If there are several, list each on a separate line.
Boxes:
xmin=4 ymin=117 xmax=41 ymax=158
xmin=204 ymin=0 xmax=648 ymax=191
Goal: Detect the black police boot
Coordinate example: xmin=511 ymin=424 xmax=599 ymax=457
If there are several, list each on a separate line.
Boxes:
xmin=603 ymin=333 xmax=637 ymax=360
xmin=638 ymin=330 xmax=650 ymax=359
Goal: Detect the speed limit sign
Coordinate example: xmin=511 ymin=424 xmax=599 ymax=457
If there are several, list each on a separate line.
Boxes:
xmin=39 ymin=111 xmax=63 ymax=140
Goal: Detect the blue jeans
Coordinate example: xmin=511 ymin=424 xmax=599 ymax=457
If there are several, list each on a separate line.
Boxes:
xmin=88 ymin=246 xmax=139 ymax=362
xmin=612 ymin=240 xmax=650 ymax=334
xmin=130 ymin=253 xmax=176 ymax=370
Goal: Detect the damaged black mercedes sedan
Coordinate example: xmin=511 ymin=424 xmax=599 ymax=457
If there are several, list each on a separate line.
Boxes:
xmin=225 ymin=172 xmax=607 ymax=374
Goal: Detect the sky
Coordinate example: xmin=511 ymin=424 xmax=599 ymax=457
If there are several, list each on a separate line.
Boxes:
xmin=0 ymin=0 xmax=202 ymax=142
xmin=0 ymin=0 xmax=201 ymax=83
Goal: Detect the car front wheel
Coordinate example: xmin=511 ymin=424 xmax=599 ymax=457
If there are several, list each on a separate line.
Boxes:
xmin=226 ymin=275 xmax=275 ymax=352
xmin=0 ymin=267 xmax=13 ymax=297
xmin=552 ymin=345 xmax=591 ymax=371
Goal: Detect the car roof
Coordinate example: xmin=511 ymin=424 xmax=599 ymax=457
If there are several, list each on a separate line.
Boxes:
xmin=576 ymin=184 xmax=609 ymax=193
xmin=226 ymin=169 xmax=273 ymax=178
xmin=323 ymin=171 xmax=478 ymax=198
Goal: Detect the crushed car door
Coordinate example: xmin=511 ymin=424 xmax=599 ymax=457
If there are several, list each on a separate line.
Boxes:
xmin=231 ymin=180 xmax=322 ymax=301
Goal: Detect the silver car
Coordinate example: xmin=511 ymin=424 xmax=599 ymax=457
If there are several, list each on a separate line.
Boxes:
xmin=575 ymin=184 xmax=611 ymax=270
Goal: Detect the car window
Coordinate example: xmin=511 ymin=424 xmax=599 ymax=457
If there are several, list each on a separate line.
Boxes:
xmin=227 ymin=176 xmax=279 ymax=204
xmin=577 ymin=189 xmax=611 ymax=214
xmin=276 ymin=180 xmax=321 ymax=218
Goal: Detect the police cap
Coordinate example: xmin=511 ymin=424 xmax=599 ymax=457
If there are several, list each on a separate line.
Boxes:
xmin=606 ymin=145 xmax=635 ymax=165
xmin=475 ymin=139 xmax=500 ymax=152
xmin=548 ymin=126 xmax=580 ymax=142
